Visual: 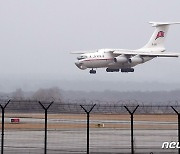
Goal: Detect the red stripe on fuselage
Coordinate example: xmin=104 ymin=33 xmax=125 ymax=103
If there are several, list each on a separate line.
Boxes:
xmin=82 ymin=58 xmax=113 ymax=62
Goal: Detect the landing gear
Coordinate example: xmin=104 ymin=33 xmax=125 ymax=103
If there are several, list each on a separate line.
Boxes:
xmin=105 ymin=68 xmax=134 ymax=73
xmin=121 ymin=68 xmax=134 ymax=73
xmin=89 ymin=69 xmax=96 ymax=74
xmin=106 ymin=68 xmax=120 ymax=72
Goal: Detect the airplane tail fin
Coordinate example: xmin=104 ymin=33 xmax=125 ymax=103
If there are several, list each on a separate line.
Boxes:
xmin=142 ymin=22 xmax=180 ymax=50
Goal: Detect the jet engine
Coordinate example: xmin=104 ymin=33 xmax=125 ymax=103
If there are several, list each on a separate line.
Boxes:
xmin=129 ymin=55 xmax=144 ymax=64
xmin=114 ymin=55 xmax=128 ymax=63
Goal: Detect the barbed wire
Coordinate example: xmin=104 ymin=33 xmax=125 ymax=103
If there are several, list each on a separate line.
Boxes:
xmin=0 ymin=99 xmax=180 ymax=114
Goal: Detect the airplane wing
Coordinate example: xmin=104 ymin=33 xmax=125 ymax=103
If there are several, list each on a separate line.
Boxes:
xmin=70 ymin=49 xmax=97 ymax=54
xmin=113 ymin=50 xmax=179 ymax=57
xmin=70 ymin=51 xmax=86 ymax=54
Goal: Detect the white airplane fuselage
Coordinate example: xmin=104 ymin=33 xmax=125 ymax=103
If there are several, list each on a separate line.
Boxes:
xmin=75 ymin=49 xmax=153 ymax=70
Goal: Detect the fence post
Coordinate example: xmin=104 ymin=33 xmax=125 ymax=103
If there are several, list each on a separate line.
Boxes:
xmin=124 ymin=105 xmax=139 ymax=154
xmin=0 ymin=100 xmax=11 ymax=154
xmin=171 ymin=106 xmax=180 ymax=154
xmin=39 ymin=101 xmax=54 ymax=154
xmin=80 ymin=104 xmax=96 ymax=154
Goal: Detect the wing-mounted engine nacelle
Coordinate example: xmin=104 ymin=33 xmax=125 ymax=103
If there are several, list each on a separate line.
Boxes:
xmin=129 ymin=55 xmax=144 ymax=64
xmin=114 ymin=55 xmax=128 ymax=63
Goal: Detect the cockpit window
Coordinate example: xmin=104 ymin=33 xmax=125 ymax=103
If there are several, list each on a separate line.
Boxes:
xmin=77 ymin=55 xmax=87 ymax=60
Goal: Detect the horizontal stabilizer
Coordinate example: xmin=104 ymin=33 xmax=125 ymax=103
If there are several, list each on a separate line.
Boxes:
xmin=149 ymin=22 xmax=180 ymax=27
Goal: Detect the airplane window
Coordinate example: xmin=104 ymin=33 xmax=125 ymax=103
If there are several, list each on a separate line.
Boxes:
xmin=77 ymin=55 xmax=87 ymax=60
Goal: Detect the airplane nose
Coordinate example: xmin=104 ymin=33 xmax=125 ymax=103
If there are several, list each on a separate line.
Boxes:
xmin=75 ymin=61 xmax=81 ymax=68
xmin=75 ymin=61 xmax=87 ymax=70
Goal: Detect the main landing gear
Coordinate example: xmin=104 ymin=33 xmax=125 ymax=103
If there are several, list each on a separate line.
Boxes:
xmin=106 ymin=68 xmax=134 ymax=73
xmin=106 ymin=68 xmax=119 ymax=72
xmin=89 ymin=69 xmax=96 ymax=74
xmin=121 ymin=68 xmax=134 ymax=72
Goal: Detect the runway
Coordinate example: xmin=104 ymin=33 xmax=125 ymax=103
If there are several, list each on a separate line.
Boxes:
xmin=2 ymin=129 xmax=178 ymax=154
xmin=0 ymin=114 xmax=179 ymax=153
xmin=1 ymin=113 xmax=178 ymax=130
xmin=2 ymin=117 xmax=177 ymax=125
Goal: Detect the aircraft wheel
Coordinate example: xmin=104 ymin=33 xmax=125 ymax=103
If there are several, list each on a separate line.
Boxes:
xmin=90 ymin=70 xmax=96 ymax=74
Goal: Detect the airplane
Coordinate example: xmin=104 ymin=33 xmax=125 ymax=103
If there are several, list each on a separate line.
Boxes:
xmin=71 ymin=22 xmax=180 ymax=74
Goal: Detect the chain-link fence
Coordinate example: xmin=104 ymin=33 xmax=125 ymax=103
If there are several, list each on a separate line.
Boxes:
xmin=1 ymin=99 xmax=180 ymax=154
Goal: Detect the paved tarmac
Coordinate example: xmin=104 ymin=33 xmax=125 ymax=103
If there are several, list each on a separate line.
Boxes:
xmin=2 ymin=129 xmax=178 ymax=154
xmin=0 ymin=114 xmax=179 ymax=153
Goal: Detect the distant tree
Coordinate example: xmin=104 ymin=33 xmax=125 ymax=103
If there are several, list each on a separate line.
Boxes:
xmin=33 ymin=87 xmax=62 ymax=102
xmin=12 ymin=88 xmax=24 ymax=99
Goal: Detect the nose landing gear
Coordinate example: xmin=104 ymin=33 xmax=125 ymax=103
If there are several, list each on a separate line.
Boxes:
xmin=89 ymin=69 xmax=96 ymax=74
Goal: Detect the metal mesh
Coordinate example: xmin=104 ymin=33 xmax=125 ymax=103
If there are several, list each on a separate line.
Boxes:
xmin=0 ymin=99 xmax=180 ymax=153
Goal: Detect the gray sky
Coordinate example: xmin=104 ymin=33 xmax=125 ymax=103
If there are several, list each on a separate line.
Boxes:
xmin=0 ymin=0 xmax=180 ymax=92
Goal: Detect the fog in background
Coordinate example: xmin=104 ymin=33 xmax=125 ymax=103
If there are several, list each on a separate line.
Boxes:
xmin=0 ymin=0 xmax=180 ymax=93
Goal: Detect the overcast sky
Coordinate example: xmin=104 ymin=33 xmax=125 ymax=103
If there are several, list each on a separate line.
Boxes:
xmin=0 ymin=0 xmax=180 ymax=92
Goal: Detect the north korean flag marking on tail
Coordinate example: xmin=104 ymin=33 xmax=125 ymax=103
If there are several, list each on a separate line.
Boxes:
xmin=155 ymin=31 xmax=165 ymax=40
